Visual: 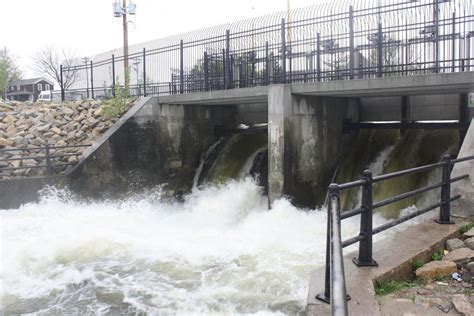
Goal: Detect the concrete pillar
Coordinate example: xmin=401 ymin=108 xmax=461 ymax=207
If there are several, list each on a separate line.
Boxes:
xmin=268 ymin=85 xmax=358 ymax=208
xmin=268 ymin=85 xmax=293 ymax=206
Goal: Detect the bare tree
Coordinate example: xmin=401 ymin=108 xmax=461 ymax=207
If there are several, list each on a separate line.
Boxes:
xmin=32 ymin=46 xmax=80 ymax=90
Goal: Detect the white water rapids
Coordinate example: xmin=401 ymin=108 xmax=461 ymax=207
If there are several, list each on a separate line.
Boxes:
xmin=0 ymin=177 xmax=435 ymax=315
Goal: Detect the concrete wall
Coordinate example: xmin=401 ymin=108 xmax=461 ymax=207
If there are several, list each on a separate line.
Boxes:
xmin=68 ymin=97 xmax=236 ymax=199
xmin=452 ymin=118 xmax=474 ymax=214
xmin=360 ymin=94 xmax=460 ymax=121
xmin=268 ymin=85 xmax=358 ymax=208
xmin=235 ymin=103 xmax=268 ymax=125
xmin=0 ymin=176 xmax=65 ymax=209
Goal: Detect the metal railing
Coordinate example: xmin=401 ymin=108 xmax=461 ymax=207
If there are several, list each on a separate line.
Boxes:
xmin=317 ymin=154 xmax=474 ymax=315
xmin=61 ymin=0 xmax=474 ymax=100
xmin=0 ymin=144 xmax=91 ymax=179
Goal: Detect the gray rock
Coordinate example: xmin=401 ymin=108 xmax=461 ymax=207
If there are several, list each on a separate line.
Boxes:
xmin=464 ymin=227 xmax=474 ymax=238
xmin=465 ymin=262 xmax=474 ymax=273
xmin=416 ymin=261 xmax=457 ymax=280
xmin=465 ymin=238 xmax=474 ymax=250
xmin=443 ymin=248 xmax=474 ymax=265
xmin=446 ymin=238 xmax=465 ymax=251
xmin=452 ymin=295 xmax=474 ymax=316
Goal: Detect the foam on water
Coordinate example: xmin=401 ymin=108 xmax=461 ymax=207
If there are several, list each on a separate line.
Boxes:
xmin=1 ymin=179 xmax=432 ymax=315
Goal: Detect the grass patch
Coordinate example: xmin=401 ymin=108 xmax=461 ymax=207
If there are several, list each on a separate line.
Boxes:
xmin=431 ymin=249 xmax=444 ymax=261
xmin=375 ymin=280 xmax=419 ymax=296
xmin=460 ymin=219 xmax=474 ymax=234
xmin=412 ymin=259 xmax=424 ymax=270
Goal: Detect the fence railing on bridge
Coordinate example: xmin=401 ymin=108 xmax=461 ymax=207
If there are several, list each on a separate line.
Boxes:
xmin=318 ymin=154 xmax=474 ymax=315
xmin=61 ymin=0 xmax=474 ymax=101
xmin=0 ymin=144 xmax=91 ymax=180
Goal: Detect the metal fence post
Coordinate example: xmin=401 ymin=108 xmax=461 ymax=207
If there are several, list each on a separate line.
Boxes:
xmin=317 ymin=33 xmax=321 ymax=82
xmin=349 ymin=5 xmax=355 ymax=80
xmin=180 ymin=39 xmax=184 ymax=94
xmin=90 ymin=61 xmax=94 ymax=99
xmin=281 ymin=18 xmax=287 ymax=83
xmin=204 ymin=52 xmax=209 ymax=91
xmin=452 ymin=12 xmax=456 ymax=73
xmin=60 ymin=65 xmax=65 ymax=102
xmin=316 ymin=184 xmax=338 ymax=304
xmin=143 ymin=47 xmax=147 ymax=97
xmin=353 ymin=170 xmax=378 ymax=267
xmin=264 ymin=41 xmax=269 ymax=85
xmin=112 ymin=54 xmax=116 ymax=97
xmin=45 ymin=142 xmax=53 ymax=176
xmin=225 ymin=30 xmax=231 ymax=89
xmin=434 ymin=0 xmax=440 ymax=73
xmin=377 ymin=23 xmax=383 ymax=78
xmin=436 ymin=155 xmax=455 ymax=225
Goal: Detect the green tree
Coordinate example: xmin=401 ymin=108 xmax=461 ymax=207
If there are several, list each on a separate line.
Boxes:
xmin=0 ymin=48 xmax=22 ymax=99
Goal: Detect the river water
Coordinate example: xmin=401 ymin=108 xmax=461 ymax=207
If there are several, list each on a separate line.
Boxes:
xmin=0 ymin=178 xmax=422 ymax=315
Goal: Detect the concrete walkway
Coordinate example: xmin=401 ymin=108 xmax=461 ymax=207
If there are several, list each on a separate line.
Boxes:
xmin=307 ymin=212 xmax=468 ymax=316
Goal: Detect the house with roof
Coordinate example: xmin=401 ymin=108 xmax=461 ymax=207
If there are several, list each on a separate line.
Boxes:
xmin=5 ymin=78 xmax=55 ymax=102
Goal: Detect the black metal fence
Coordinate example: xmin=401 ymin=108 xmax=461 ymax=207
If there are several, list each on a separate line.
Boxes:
xmin=317 ymin=154 xmax=474 ymax=315
xmin=61 ymin=0 xmax=474 ymax=100
xmin=0 ymin=144 xmax=90 ymax=179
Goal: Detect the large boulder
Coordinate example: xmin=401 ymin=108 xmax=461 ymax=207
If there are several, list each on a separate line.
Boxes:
xmin=442 ymin=248 xmax=474 ymax=265
xmin=446 ymin=238 xmax=465 ymax=251
xmin=415 ymin=261 xmax=457 ymax=280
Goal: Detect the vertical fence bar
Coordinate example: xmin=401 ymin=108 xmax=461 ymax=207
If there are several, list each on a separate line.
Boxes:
xmin=222 ymin=49 xmax=226 ymax=90
xmin=60 ymin=65 xmax=65 ymax=102
xmin=204 ymin=52 xmax=209 ymax=91
xmin=434 ymin=0 xmax=440 ymax=73
xmin=436 ymin=155 xmax=455 ymax=225
xmin=225 ymin=30 xmax=231 ymax=89
xmin=317 ymin=33 xmax=321 ymax=82
xmin=459 ymin=93 xmax=469 ymax=146
xmin=401 ymin=96 xmax=408 ymax=136
xmin=265 ymin=41 xmax=270 ymax=85
xmin=180 ymin=39 xmax=184 ymax=94
xmin=349 ymin=5 xmax=355 ymax=80
xmin=452 ymin=12 xmax=456 ymax=73
xmin=143 ymin=48 xmax=147 ymax=97
xmin=112 ymin=54 xmax=116 ymax=97
xmin=45 ymin=142 xmax=53 ymax=176
xmin=353 ymin=170 xmax=378 ymax=267
xmin=377 ymin=23 xmax=383 ymax=78
xmin=90 ymin=61 xmax=94 ymax=99
xmin=281 ymin=18 xmax=287 ymax=84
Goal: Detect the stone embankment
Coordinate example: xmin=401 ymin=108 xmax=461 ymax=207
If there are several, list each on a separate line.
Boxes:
xmin=0 ymin=100 xmax=124 ymax=179
xmin=380 ymin=227 xmax=474 ymax=315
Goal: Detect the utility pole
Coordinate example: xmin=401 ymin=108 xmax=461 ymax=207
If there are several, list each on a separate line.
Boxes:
xmin=114 ymin=0 xmax=135 ymax=85
xmin=123 ymin=0 xmax=129 ymax=82
xmin=83 ymin=57 xmax=90 ymax=98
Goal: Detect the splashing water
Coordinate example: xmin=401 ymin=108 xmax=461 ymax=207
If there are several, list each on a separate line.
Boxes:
xmin=0 ymin=178 xmax=424 ymax=315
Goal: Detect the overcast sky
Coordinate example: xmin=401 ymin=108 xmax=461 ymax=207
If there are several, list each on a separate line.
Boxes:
xmin=1 ymin=0 xmax=326 ymax=77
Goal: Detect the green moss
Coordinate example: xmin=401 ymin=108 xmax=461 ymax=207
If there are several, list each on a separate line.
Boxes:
xmin=373 ymin=129 xmax=459 ymax=218
xmin=207 ymin=134 xmax=267 ymax=184
xmin=336 ymin=129 xmax=399 ymax=209
xmin=460 ymin=218 xmax=474 ymax=234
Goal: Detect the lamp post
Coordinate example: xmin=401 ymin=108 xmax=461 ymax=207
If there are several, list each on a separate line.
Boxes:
xmin=113 ymin=0 xmax=136 ymax=84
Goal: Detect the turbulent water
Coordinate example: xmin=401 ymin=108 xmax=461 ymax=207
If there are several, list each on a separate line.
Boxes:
xmin=1 ymin=129 xmax=453 ymax=315
xmin=0 ymin=178 xmax=429 ymax=316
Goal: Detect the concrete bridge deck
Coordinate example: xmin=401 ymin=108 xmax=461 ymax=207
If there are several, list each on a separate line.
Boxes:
xmin=158 ymin=72 xmax=474 ymax=105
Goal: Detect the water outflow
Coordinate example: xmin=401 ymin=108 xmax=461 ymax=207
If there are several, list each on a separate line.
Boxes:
xmin=336 ymin=129 xmax=459 ymax=217
xmin=194 ymin=134 xmax=268 ymax=188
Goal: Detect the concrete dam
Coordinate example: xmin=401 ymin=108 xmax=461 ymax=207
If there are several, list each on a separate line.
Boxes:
xmin=3 ymin=0 xmax=474 ymax=313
